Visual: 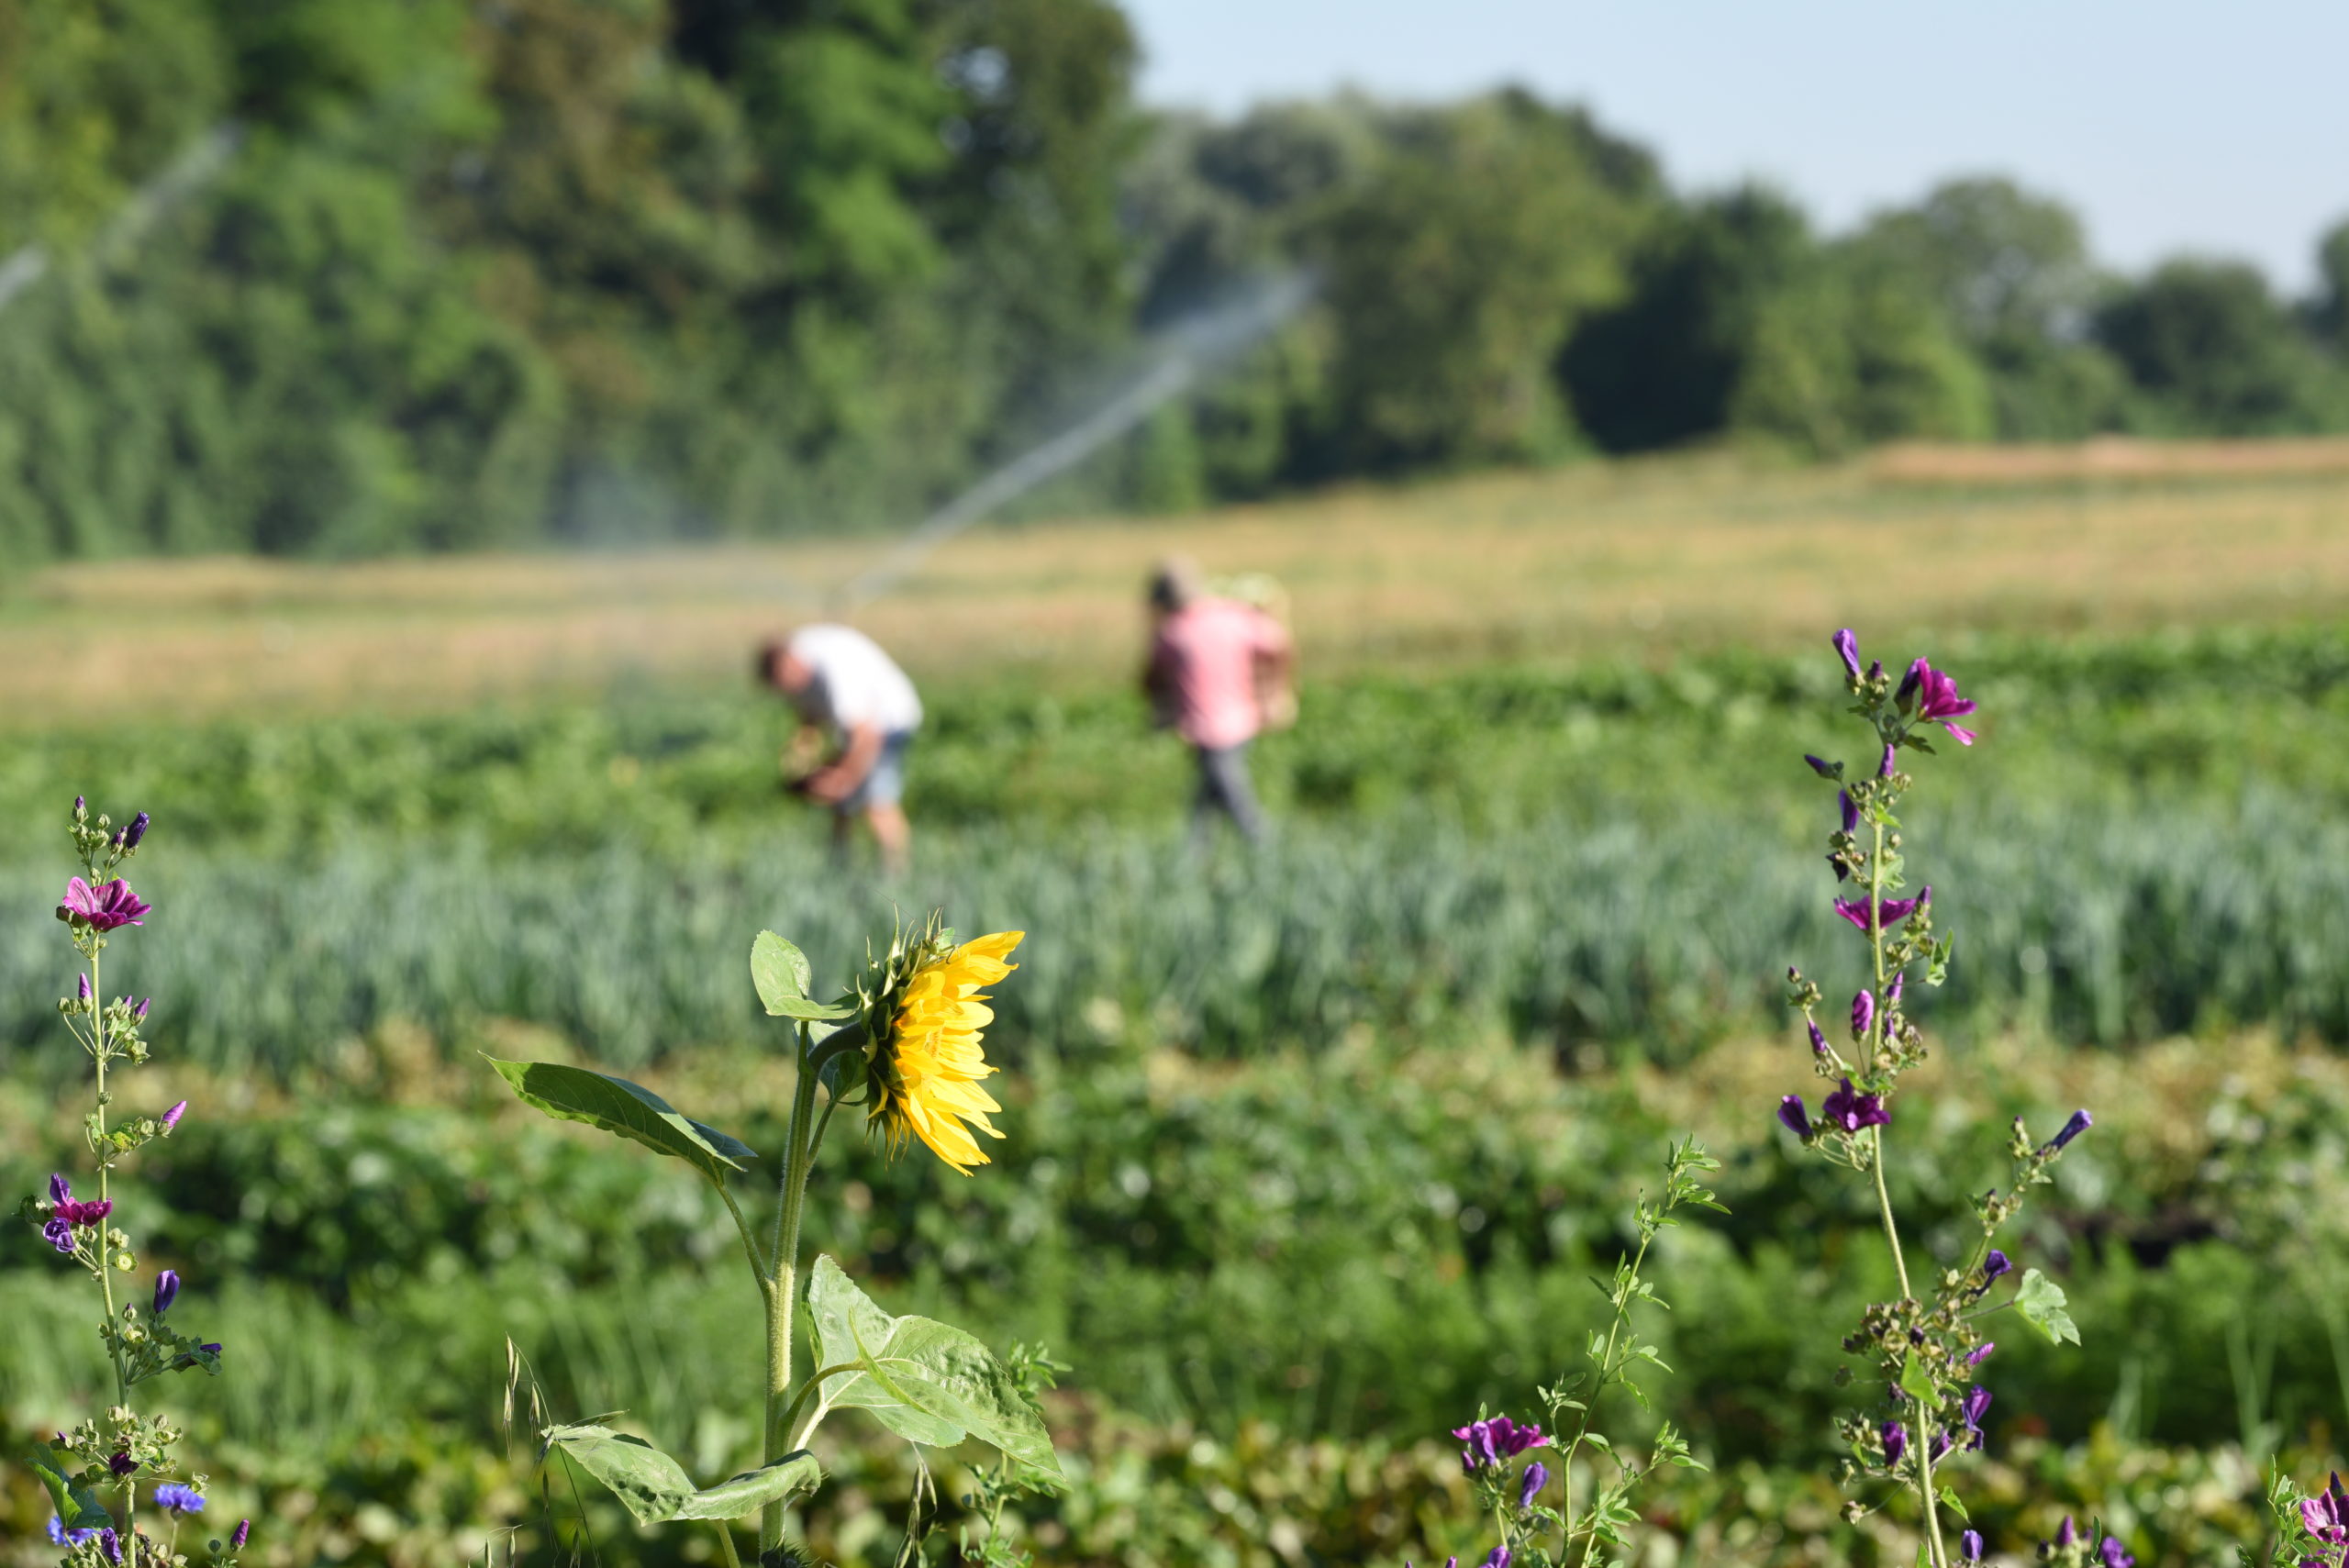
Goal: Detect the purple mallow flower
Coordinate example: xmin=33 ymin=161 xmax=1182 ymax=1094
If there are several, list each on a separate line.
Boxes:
xmin=1480 ymin=1550 xmax=1510 ymax=1568
xmin=1850 ymin=989 xmax=1876 ymax=1042
xmin=108 ymin=1451 xmax=136 ymax=1476
xmin=1833 ymin=629 xmax=1862 ymax=680
xmin=2099 ymin=1538 xmax=2133 ymax=1568
xmin=98 ymin=1527 xmax=121 ymax=1563
xmin=1960 ymin=1529 xmax=1983 ymax=1562
xmin=2042 ymin=1109 xmax=2094 ymax=1155
xmin=1820 ymin=1078 xmax=1890 ymax=1133
xmin=155 ymin=1482 xmax=204 ymax=1515
xmin=161 ymin=1099 xmax=186 ymax=1132
xmin=1897 ymin=659 xmax=1924 ymax=707
xmin=1834 ymin=895 xmax=1920 ymax=933
xmin=1519 ymin=1461 xmax=1548 ymax=1509
xmin=1451 ymin=1415 xmax=1547 ymax=1472
xmin=1911 ymin=661 xmax=1978 ymax=740
xmin=49 ymin=1173 xmax=70 ymax=1205
xmin=2301 ymin=1476 xmax=2349 ymax=1544
xmin=1880 ymin=1419 xmax=1907 ymax=1467
xmin=48 ymin=1176 xmax=113 ymax=1229
xmin=1961 ymin=1385 xmax=1992 ymax=1449
xmin=1778 ymin=1095 xmax=1809 ymax=1139
xmin=59 ymin=876 xmax=151 ymax=932
xmin=43 ymin=1217 xmax=74 ymax=1253
xmin=154 ymin=1270 xmax=180 ymax=1316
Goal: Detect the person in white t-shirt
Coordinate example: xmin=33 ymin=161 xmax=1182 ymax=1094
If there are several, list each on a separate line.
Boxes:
xmin=758 ymin=624 xmax=923 ymax=874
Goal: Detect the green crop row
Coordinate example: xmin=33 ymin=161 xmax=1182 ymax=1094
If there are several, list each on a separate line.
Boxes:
xmin=3 ymin=620 xmax=2348 ymax=859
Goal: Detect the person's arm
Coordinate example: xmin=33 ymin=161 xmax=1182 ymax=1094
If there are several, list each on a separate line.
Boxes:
xmin=1252 ymin=614 xmax=1297 ymax=722
xmin=802 ymin=719 xmax=885 ymax=805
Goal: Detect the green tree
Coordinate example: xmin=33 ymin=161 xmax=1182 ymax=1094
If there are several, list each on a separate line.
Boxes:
xmin=2095 ymin=258 xmax=2330 ymax=434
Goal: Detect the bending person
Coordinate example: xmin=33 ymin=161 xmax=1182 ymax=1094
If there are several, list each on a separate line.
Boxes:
xmin=1142 ymin=557 xmax=1295 ymax=848
xmin=758 ymin=624 xmax=922 ymax=875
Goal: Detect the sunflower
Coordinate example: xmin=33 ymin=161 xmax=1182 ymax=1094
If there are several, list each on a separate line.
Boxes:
xmin=869 ymin=929 xmax=1022 ymax=1173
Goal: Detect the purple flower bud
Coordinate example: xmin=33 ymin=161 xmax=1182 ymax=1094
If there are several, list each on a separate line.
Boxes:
xmin=233 ymin=1519 xmax=251 ymax=1549
xmin=2055 ymin=1516 xmax=2078 ymax=1547
xmin=1807 ymin=1019 xmax=1827 ymax=1055
xmin=200 ymin=1341 xmax=221 ymax=1354
xmin=134 ymin=997 xmax=150 ymax=1021
xmin=99 ymin=1527 xmax=120 ymax=1564
xmin=73 ymin=795 xmax=84 ymax=815
xmin=2099 ymin=1538 xmax=2133 ymax=1568
xmin=123 ymin=811 xmax=149 ymax=849
xmin=77 ymin=973 xmax=91 ymax=1002
xmin=1777 ymin=1095 xmax=1809 ymax=1138
xmin=1962 ymin=1385 xmax=1992 ymax=1448
xmin=1519 ymin=1461 xmax=1548 ymax=1509
xmin=1965 ymin=1341 xmax=1995 ymax=1366
xmin=1879 ymin=745 xmax=1897 ymax=778
xmin=1851 ymin=989 xmax=1875 ymax=1042
xmin=161 ymin=1099 xmax=186 ymax=1132
xmin=1960 ymin=1529 xmax=1983 ymax=1562
xmin=43 ymin=1217 xmax=74 ymax=1253
xmin=1982 ymin=1250 xmax=2011 ymax=1284
xmin=1832 ymin=629 xmax=1862 ymax=679
xmin=49 ymin=1173 xmax=71 ymax=1206
xmin=1865 ymin=660 xmax=1883 ymax=682
xmin=108 ymin=1451 xmax=136 ymax=1476
xmin=1838 ymin=790 xmax=1857 ymax=832
xmin=1879 ymin=1419 xmax=1906 ymax=1467
xmin=153 ymin=1269 xmax=180 ymax=1316
xmin=1897 ymin=657 xmax=1925 ymax=707
xmin=1804 ymin=754 xmax=1839 ymax=778
xmin=1930 ymin=1428 xmax=1954 ymax=1462
xmin=2042 ymin=1109 xmax=2094 ymax=1155
xmin=1887 ymin=972 xmax=1904 ymax=1008
xmin=1480 ymin=1550 xmax=1510 ymax=1568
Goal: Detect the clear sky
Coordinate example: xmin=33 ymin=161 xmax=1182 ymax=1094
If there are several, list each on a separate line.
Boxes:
xmin=1120 ymin=0 xmax=2349 ymax=292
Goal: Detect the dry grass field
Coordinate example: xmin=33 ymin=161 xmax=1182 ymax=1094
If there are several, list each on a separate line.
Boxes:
xmin=6 ymin=446 xmax=2347 ymax=724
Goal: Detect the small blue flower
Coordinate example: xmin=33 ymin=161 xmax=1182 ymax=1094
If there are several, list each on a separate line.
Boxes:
xmin=47 ymin=1517 xmax=98 ymax=1545
xmin=155 ymin=1481 xmax=206 ymax=1515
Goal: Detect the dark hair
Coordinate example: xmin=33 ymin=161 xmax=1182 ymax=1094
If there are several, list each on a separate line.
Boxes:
xmin=754 ymin=638 xmax=788 ymax=685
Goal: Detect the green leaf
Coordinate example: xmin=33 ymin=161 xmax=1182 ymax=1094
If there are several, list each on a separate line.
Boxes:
xmin=751 ymin=931 xmax=812 ymax=1007
xmin=26 ymin=1451 xmax=106 ymax=1530
xmin=543 ymin=1426 xmax=695 ymax=1524
xmin=671 ymin=1453 xmax=825 ymax=1521
xmin=1898 ymin=1351 xmax=1938 ymax=1405
xmin=1938 ymin=1485 xmax=1970 ymax=1522
xmin=2016 ymin=1269 xmax=2082 ymax=1346
xmin=487 ymin=1059 xmax=754 ymax=1186
xmin=772 ymin=993 xmax=858 ymax=1022
xmin=806 ymin=1255 xmax=1063 ymax=1477
xmin=542 ymin=1424 xmax=823 ymax=1525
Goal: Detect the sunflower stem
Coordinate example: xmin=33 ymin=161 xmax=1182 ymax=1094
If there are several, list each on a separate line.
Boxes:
xmin=762 ymin=1020 xmax=820 ymax=1558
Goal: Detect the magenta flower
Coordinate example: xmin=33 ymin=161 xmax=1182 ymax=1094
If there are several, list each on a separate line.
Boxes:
xmin=2300 ymin=1475 xmax=2347 ymax=1544
xmin=59 ymin=877 xmax=151 ymax=932
xmin=1909 ymin=660 xmax=1979 ymax=745
xmin=77 ymin=973 xmax=91 ymax=1002
xmin=1879 ymin=744 xmax=1897 ymax=777
xmin=1451 ymin=1415 xmax=1548 ymax=1471
xmin=161 ymin=1100 xmax=187 ymax=1132
xmin=1832 ymin=629 xmax=1861 ymax=680
xmin=1834 ymin=895 xmax=1920 ymax=932
xmin=1820 ymin=1078 xmax=1890 ymax=1132
xmin=48 ymin=1175 xmax=112 ymax=1228
xmin=1850 ymin=989 xmax=1875 ymax=1042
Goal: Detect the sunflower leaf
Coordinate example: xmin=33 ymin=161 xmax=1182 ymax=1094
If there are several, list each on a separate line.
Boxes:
xmin=806 ymin=1255 xmax=1062 ymax=1477
xmin=751 ymin=931 xmax=813 ymax=1006
xmin=539 ymin=1424 xmax=821 ymax=1523
xmin=486 ymin=1059 xmax=754 ymax=1186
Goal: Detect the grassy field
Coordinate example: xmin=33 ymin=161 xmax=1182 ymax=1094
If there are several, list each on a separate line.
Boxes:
xmin=6 ymin=449 xmax=2349 ymax=1564
xmin=5 ymin=450 xmax=2349 ymax=722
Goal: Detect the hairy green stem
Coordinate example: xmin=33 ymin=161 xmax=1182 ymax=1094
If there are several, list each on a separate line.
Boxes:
xmin=761 ymin=1025 xmax=821 ymax=1556
xmin=1868 ymin=805 xmax=1945 ymax=1568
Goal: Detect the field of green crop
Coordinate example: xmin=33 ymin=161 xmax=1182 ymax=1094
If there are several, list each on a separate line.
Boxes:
xmin=6 ymin=606 xmax=2349 ymax=1564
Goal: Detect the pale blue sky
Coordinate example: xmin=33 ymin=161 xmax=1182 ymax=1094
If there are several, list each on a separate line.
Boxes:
xmin=1121 ymin=0 xmax=2349 ymax=292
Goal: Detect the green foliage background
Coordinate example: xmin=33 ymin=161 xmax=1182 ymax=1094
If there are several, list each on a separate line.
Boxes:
xmin=4 ymin=0 xmax=2349 ymax=563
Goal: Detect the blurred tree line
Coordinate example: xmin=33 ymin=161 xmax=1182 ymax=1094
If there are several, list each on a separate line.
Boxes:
xmin=2 ymin=0 xmax=2347 ymax=561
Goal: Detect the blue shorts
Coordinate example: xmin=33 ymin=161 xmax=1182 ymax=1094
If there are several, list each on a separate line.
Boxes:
xmin=838 ymin=731 xmax=913 ymax=813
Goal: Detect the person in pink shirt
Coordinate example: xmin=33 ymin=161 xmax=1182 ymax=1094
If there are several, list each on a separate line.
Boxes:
xmin=1141 ymin=558 xmax=1296 ymax=846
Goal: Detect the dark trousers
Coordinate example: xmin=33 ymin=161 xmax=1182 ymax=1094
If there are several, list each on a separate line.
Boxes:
xmin=1192 ymin=741 xmax=1265 ymax=846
